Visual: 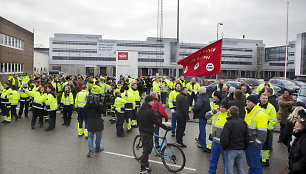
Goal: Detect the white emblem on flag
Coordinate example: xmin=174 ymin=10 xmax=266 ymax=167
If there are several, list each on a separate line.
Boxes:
xmin=206 ymin=63 xmax=214 ymax=72
xmin=184 ymin=66 xmax=188 ymax=73
xmin=194 ymin=63 xmax=199 ymax=70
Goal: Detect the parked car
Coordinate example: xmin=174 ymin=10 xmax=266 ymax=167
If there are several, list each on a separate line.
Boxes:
xmin=292 ymin=80 xmax=306 ymax=87
xmin=252 ymin=85 xmax=282 ymax=96
xmin=296 ymin=86 xmax=306 ymax=104
xmin=205 ymin=82 xmax=217 ymax=97
xmin=205 ymin=81 xmax=239 ymax=98
xmin=270 ymin=79 xmax=300 ymax=96
xmin=235 ymin=78 xmax=261 ymax=89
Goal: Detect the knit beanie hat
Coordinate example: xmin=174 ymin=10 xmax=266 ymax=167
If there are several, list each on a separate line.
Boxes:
xmin=145 ymin=95 xmax=155 ymax=103
xmin=214 ymin=91 xmax=222 ymax=101
xmin=246 ymin=95 xmax=259 ymax=104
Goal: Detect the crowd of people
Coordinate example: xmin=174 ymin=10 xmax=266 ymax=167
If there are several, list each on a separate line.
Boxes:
xmin=1 ymin=73 xmax=306 ymax=174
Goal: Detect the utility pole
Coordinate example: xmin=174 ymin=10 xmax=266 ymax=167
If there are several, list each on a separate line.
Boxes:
xmin=175 ymin=0 xmax=180 ymax=79
xmin=284 ymin=1 xmax=289 ymax=79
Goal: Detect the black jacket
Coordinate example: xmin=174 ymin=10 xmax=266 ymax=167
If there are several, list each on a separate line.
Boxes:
xmin=228 ymin=96 xmax=246 ymax=119
xmin=137 ymin=102 xmax=167 ymax=134
xmin=193 ymin=94 xmax=210 ymax=119
xmin=84 ymin=102 xmax=104 ymax=132
xmin=283 ymin=119 xmax=295 ymax=151
xmin=268 ymin=95 xmax=279 ymax=112
xmin=289 ymin=130 xmax=306 ymax=174
xmin=220 ymin=115 xmax=249 ymax=151
xmin=176 ymin=92 xmax=189 ymax=121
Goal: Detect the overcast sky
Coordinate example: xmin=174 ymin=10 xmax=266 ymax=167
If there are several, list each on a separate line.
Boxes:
xmin=1 ymin=0 xmax=305 ymax=47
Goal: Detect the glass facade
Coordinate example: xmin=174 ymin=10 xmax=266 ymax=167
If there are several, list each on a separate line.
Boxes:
xmin=265 ymin=46 xmax=286 ymax=61
xmin=301 ymin=33 xmax=306 ymax=75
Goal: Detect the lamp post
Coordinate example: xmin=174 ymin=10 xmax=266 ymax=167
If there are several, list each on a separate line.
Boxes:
xmin=216 ymin=22 xmax=223 ymax=80
xmin=284 ymin=1 xmax=289 ymax=79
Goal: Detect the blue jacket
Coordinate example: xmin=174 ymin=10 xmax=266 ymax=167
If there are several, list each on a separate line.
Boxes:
xmin=193 ymin=94 xmax=211 ymax=119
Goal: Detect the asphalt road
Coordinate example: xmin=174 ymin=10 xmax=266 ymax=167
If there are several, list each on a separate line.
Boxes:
xmin=0 ymin=109 xmax=289 ymax=174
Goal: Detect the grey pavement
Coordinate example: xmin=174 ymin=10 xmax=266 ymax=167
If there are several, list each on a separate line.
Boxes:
xmin=0 ymin=108 xmax=288 ymax=174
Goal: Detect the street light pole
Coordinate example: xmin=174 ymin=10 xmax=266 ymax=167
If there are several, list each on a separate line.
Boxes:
xmin=175 ymin=0 xmax=180 ymax=79
xmin=216 ymin=22 xmax=223 ymax=80
xmin=285 ymin=1 xmax=289 ymax=79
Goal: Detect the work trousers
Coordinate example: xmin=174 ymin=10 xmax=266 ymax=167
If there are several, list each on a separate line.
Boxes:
xmin=19 ymin=101 xmax=29 ymax=117
xmin=10 ymin=105 xmax=18 ymax=119
xmin=245 ymin=143 xmax=263 ymax=174
xmin=208 ymin=141 xmax=226 ymax=174
xmin=47 ymin=111 xmax=56 ymax=129
xmin=140 ymin=132 xmax=153 ymax=168
xmin=31 ymin=108 xmax=44 ymax=127
xmin=116 ymin=111 xmax=124 ymax=136
xmin=63 ymin=106 xmax=72 ymax=125
xmin=176 ymin=117 xmax=186 ymax=144
xmin=161 ymin=92 xmax=168 ymax=105
xmin=188 ymin=92 xmax=197 ymax=107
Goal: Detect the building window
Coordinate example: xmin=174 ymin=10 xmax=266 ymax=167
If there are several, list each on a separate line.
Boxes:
xmin=0 ymin=33 xmax=24 ymax=50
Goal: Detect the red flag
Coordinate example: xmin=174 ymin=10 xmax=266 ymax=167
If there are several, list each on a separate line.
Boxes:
xmin=177 ymin=39 xmax=223 ymax=77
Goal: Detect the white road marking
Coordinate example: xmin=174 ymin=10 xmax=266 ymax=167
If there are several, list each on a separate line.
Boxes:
xmin=103 ymin=151 xmax=197 ymax=172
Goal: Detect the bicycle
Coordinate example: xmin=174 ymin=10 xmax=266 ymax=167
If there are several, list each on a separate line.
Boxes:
xmin=132 ymin=130 xmax=186 ymax=173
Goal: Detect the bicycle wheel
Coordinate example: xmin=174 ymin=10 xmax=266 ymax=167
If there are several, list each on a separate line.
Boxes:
xmin=160 ymin=143 xmax=186 ymax=172
xmin=132 ymin=135 xmax=143 ymax=160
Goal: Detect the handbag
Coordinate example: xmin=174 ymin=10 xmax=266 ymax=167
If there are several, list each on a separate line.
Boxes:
xmin=153 ymin=101 xmax=163 ymax=119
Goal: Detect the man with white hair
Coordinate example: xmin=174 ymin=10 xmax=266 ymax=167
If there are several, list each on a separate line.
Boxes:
xmin=193 ymin=86 xmax=211 ymax=151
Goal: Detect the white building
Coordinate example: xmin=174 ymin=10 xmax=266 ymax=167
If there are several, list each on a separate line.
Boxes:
xmin=295 ymin=32 xmax=306 ymax=78
xmin=48 ymin=33 xmax=299 ymax=79
xmin=34 ymin=48 xmax=49 ymax=74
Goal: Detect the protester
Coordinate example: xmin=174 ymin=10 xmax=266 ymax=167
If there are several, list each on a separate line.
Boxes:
xmin=244 ymin=95 xmax=267 ymax=174
xmin=278 ymin=90 xmax=296 ymax=143
xmin=150 ymin=92 xmax=168 ymax=148
xmin=168 ymin=83 xmax=182 ymax=137
xmin=137 ymin=95 xmax=171 ymax=174
xmin=227 ymin=89 xmax=246 ymax=119
xmin=221 ymin=106 xmax=249 ymax=174
xmin=206 ymin=101 xmax=229 ymax=174
xmin=84 ymin=94 xmax=104 ymax=157
xmin=193 ymin=86 xmax=210 ymax=151
xmin=45 ymin=85 xmax=58 ymax=131
xmin=175 ymin=87 xmax=189 ymax=148
xmin=283 ymin=104 xmax=305 ymax=152
xmin=288 ymin=109 xmax=306 ymax=174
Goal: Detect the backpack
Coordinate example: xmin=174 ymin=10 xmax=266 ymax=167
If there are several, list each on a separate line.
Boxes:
xmin=153 ymin=101 xmax=163 ymax=119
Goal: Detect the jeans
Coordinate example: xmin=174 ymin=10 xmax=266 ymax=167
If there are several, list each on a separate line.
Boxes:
xmin=88 ymin=131 xmax=103 ymax=152
xmin=279 ymin=123 xmax=285 ymax=142
xmin=154 ymin=126 xmax=160 ymax=145
xmin=245 ymin=143 xmax=263 ymax=174
xmin=171 ymin=112 xmax=176 ymax=134
xmin=198 ymin=118 xmax=207 ymax=147
xmin=208 ymin=141 xmax=225 ymax=174
xmin=224 ymin=150 xmax=244 ymax=174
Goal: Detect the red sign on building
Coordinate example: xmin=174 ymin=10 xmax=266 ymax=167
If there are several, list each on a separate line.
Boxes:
xmin=118 ymin=52 xmax=128 ymax=60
